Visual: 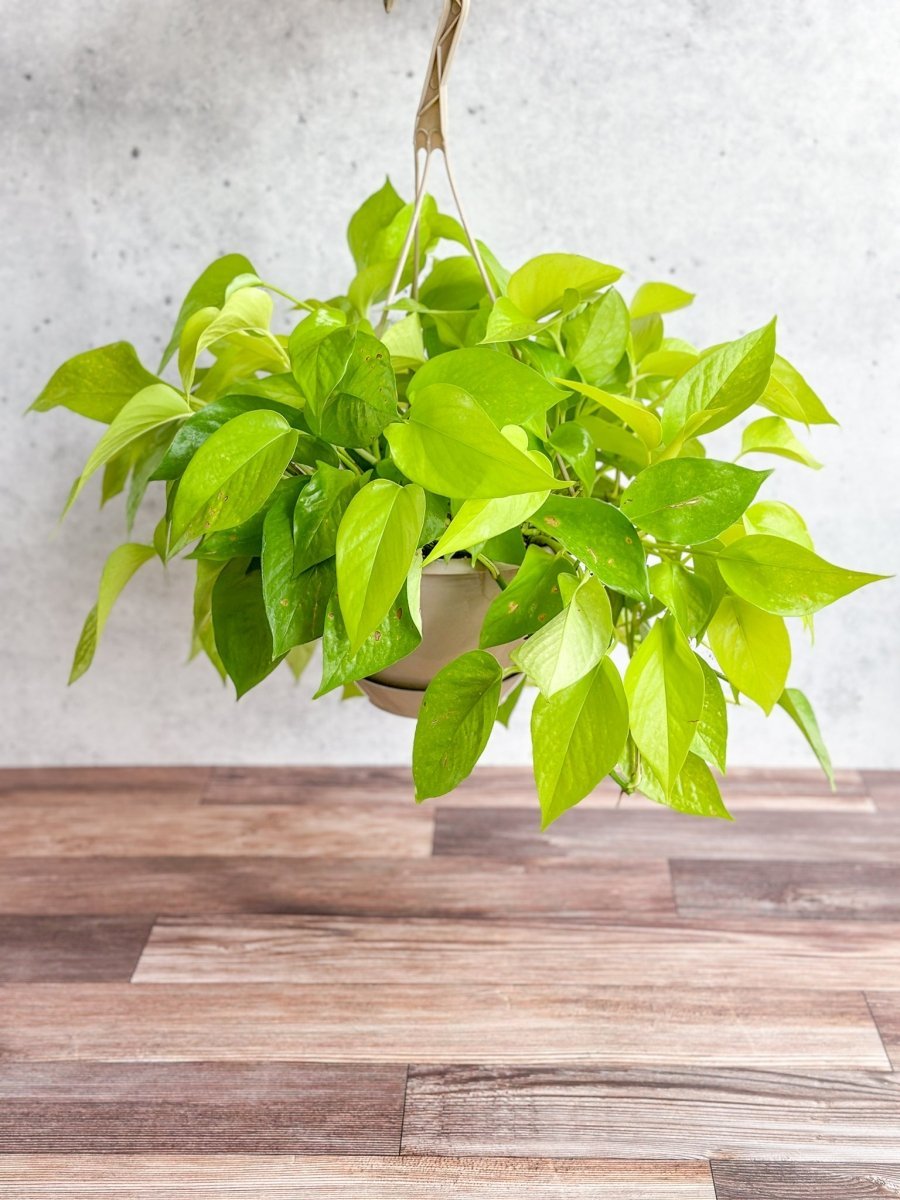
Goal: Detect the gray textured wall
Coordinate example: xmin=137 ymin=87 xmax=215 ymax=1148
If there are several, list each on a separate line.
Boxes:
xmin=1 ymin=0 xmax=897 ymax=767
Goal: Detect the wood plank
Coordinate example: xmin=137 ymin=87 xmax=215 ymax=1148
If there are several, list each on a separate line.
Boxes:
xmin=433 ymin=807 xmax=900 ymax=862
xmin=202 ymin=766 xmax=872 ymax=811
xmin=0 ymin=1062 xmax=405 ymax=1153
xmin=0 ymin=856 xmax=673 ymax=916
xmin=0 ymin=917 xmax=151 ymax=982
xmin=864 ymin=770 xmax=900 ymax=811
xmin=0 ymin=984 xmax=886 ymax=1067
xmin=865 ymin=995 xmax=900 ymax=1070
xmin=0 ymin=766 xmax=209 ymax=805
xmin=133 ymin=914 xmax=900 ymax=990
xmin=672 ymin=859 xmax=900 ymax=921
xmin=0 ymin=1156 xmax=716 ymax=1199
xmin=711 ymin=1160 xmax=900 ymax=1198
xmin=204 ymin=765 xmax=623 ymax=809
xmin=402 ymin=1066 xmax=900 ymax=1160
xmin=718 ymin=767 xmax=866 ymax=793
xmin=0 ymin=804 xmax=432 ymax=858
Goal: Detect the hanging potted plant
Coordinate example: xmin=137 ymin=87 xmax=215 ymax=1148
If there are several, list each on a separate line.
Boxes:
xmin=31 ymin=0 xmax=885 ymax=825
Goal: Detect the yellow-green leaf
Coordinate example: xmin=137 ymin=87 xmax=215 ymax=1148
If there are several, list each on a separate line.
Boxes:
xmin=69 ymin=544 xmax=156 ymax=683
xmin=532 ymin=658 xmax=629 ymax=827
xmin=624 ymin=615 xmax=705 ymax=793
xmin=560 ymin=378 xmax=662 ymax=449
xmin=507 ymin=253 xmax=623 ymax=320
xmin=707 ymin=593 xmax=790 ymax=713
xmin=336 ymin=480 xmax=425 ymax=653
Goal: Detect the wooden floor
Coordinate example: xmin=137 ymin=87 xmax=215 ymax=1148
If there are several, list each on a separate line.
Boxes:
xmin=1 ymin=766 xmax=899 ymax=1198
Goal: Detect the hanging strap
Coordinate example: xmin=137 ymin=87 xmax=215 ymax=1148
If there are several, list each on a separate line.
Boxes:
xmin=382 ymin=0 xmax=496 ymax=315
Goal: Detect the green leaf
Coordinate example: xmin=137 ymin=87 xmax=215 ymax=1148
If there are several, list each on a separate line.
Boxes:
xmin=624 ymin=616 xmax=705 ymax=793
xmin=691 ymin=656 xmax=728 ymax=772
xmin=262 ymin=480 xmax=336 ymax=655
xmin=507 ymin=253 xmax=623 ymax=320
xmin=186 ymin=476 xmax=306 ymax=562
xmin=529 ymin=496 xmax=649 ymax=601
xmin=760 ymin=355 xmax=837 ymax=426
xmin=481 ymin=297 xmax=544 ymax=344
xmin=743 ymin=500 xmax=813 ymax=550
xmin=170 ymin=410 xmax=298 ymax=553
xmin=347 ymin=177 xmax=404 ymax=270
xmin=317 ymin=573 xmax=422 ymax=696
xmin=190 ymin=559 xmax=227 ymax=679
xmin=480 ymin=546 xmax=575 ymax=648
xmin=65 ymin=384 xmax=191 ymax=512
xmin=408 ymin=347 xmax=564 ymax=428
xmin=424 ymin=489 xmax=548 ymax=565
xmin=211 ymin=560 xmax=284 ymax=698
xmin=285 ymin=643 xmax=316 ymax=682
xmin=630 ymin=282 xmax=694 ymax=320
xmin=648 ymin=561 xmax=713 ymax=639
xmin=310 ymin=332 xmax=399 ymax=448
xmin=641 ymin=753 xmax=731 ymax=819
xmin=740 ymin=415 xmax=822 ymax=468
xmin=386 ymin=384 xmax=564 ymax=499
xmin=336 ymin=480 xmax=425 ymax=653
xmin=31 ymin=342 xmax=160 ymax=424
xmin=717 ymin=535 xmax=886 ymax=617
xmin=180 ymin=287 xmax=286 ymax=393
xmin=549 ymin=423 xmax=595 ymax=493
xmin=778 ymin=687 xmax=835 ymax=788
xmin=382 ymin=313 xmax=426 ymax=370
xmin=413 ymin=650 xmax=502 ymax=800
xmin=419 ymin=256 xmax=486 ymax=310
xmin=661 ymin=320 xmax=777 ymax=443
xmin=160 ymin=254 xmax=255 ymax=370
xmin=563 ymin=288 xmax=629 ymax=384
xmin=288 ymin=307 xmax=349 ymax=375
xmin=69 ymin=543 xmax=156 ymax=683
xmin=561 ymin=378 xmax=662 ymax=450
xmin=512 ymin=573 xmax=612 ymax=697
xmin=579 ymin=414 xmax=650 ymax=474
xmin=496 ymin=677 xmax=526 ymax=728
xmin=707 ymin=593 xmax=790 ymax=713
xmin=621 ymin=458 xmax=770 ymax=543
xmin=293 ymin=463 xmax=365 ymax=575
xmin=153 ymin=395 xmax=328 ymax=481
xmin=532 ymin=658 xmax=629 ymax=827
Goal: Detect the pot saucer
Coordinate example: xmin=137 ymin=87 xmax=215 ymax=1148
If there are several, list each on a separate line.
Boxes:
xmin=357 ymin=673 xmax=523 ymax=719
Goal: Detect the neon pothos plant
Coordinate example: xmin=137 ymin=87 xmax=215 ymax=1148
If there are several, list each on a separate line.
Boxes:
xmin=33 ymin=179 xmax=884 ymax=825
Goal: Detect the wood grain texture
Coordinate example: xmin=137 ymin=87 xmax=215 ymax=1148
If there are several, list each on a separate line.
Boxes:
xmin=0 ymin=856 xmax=674 ymax=916
xmin=865 ymin=995 xmax=900 ymax=1070
xmin=0 ymin=916 xmax=152 ymax=982
xmin=0 ymin=1062 xmax=406 ymax=1152
xmin=0 ymin=1155 xmax=716 ymax=1198
xmin=133 ymin=914 xmax=900 ymax=990
xmin=203 ymin=766 xmax=873 ymax=811
xmin=433 ymin=807 xmax=900 ymax=862
xmin=0 ymin=984 xmax=887 ymax=1067
xmin=0 ymin=803 xmax=432 ymax=857
xmin=672 ymin=859 xmax=900 ymax=920
xmin=402 ymin=1066 xmax=900 ymax=1161
xmin=864 ymin=771 xmax=900 ymax=811
xmin=711 ymin=1160 xmax=900 ymax=1198
xmin=0 ymin=766 xmax=209 ymax=806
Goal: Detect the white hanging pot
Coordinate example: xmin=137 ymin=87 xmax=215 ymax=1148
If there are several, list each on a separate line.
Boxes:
xmin=357 ymin=559 xmax=521 ymax=717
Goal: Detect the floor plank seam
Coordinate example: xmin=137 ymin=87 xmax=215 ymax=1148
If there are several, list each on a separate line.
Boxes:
xmin=864 ymin=992 xmax=896 ymax=1071
xmin=397 ymin=1063 xmax=410 ymax=1157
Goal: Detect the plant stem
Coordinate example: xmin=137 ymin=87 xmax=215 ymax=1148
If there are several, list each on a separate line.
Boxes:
xmin=335 ymin=449 xmax=362 ymax=474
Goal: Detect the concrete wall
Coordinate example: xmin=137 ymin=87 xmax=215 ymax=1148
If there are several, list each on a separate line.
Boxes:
xmin=1 ymin=0 xmax=897 ymax=767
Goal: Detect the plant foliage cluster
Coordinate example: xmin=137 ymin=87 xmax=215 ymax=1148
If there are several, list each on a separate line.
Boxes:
xmin=33 ymin=180 xmax=884 ymax=824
